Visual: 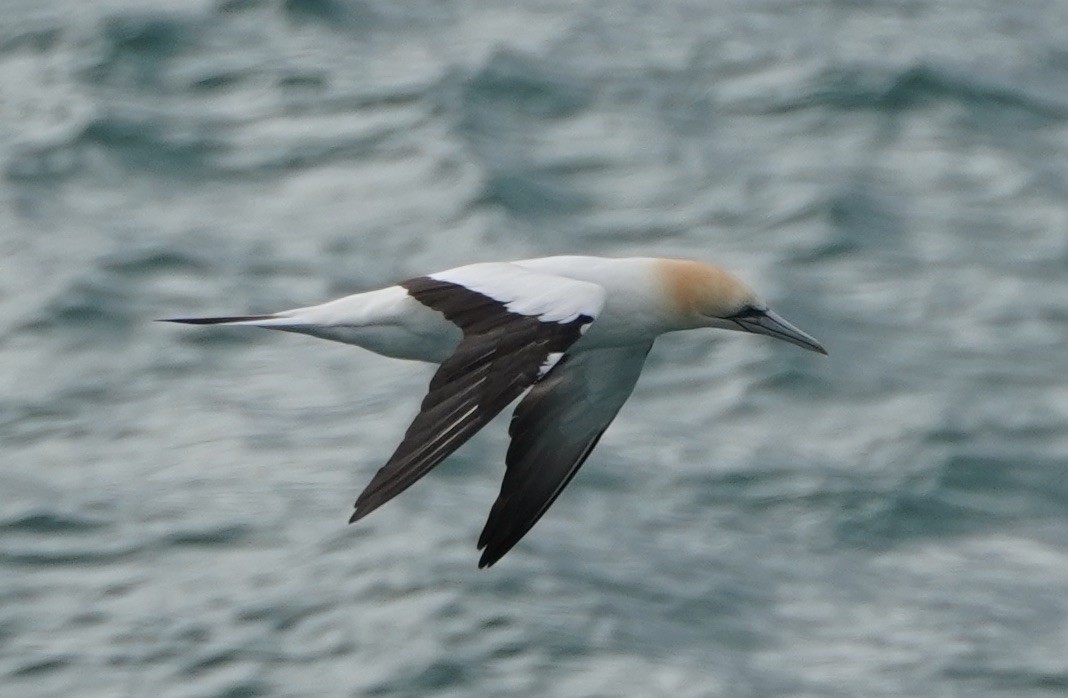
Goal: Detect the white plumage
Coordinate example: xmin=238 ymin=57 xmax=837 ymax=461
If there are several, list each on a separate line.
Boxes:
xmin=165 ymin=255 xmax=826 ymax=567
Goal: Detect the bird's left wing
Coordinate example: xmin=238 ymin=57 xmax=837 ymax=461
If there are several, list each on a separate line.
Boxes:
xmin=350 ymin=263 xmax=607 ymax=523
xmin=477 ymin=341 xmax=653 ymax=567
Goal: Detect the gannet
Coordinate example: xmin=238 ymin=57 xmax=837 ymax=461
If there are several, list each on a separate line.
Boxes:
xmin=165 ymin=256 xmax=826 ymax=567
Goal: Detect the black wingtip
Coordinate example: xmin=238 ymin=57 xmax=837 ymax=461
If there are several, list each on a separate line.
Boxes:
xmin=348 ymin=498 xmax=382 ymax=524
xmin=157 ymin=314 xmax=278 ymax=325
xmin=479 ymin=547 xmax=511 ymax=568
xmin=476 ymin=540 xmax=506 ymax=569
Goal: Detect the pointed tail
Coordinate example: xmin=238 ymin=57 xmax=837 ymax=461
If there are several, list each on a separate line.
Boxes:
xmin=157 ymin=314 xmax=282 ymax=325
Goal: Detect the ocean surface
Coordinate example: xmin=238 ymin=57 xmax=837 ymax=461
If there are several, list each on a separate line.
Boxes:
xmin=3 ymin=1 xmax=1068 ymax=696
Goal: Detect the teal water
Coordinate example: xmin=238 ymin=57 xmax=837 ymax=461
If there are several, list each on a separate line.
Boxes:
xmin=3 ymin=1 xmax=1068 ymax=696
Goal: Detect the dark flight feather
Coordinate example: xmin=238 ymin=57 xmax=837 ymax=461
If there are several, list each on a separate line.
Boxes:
xmin=349 ymin=276 xmax=595 ymax=522
xmin=476 ymin=342 xmax=652 ymax=567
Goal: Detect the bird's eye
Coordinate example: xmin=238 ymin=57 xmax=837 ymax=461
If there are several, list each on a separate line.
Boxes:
xmin=729 ymin=305 xmax=765 ymax=319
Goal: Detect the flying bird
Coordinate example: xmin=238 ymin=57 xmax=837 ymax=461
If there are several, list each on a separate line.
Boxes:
xmin=164 ymin=256 xmax=826 ymax=567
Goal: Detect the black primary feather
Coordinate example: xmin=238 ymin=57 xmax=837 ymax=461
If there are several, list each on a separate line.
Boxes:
xmin=349 ymin=276 xmax=594 ymax=523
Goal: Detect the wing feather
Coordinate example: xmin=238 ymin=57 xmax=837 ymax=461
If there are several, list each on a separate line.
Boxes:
xmin=476 ymin=342 xmax=652 ymax=567
xmin=350 ymin=264 xmax=607 ymax=522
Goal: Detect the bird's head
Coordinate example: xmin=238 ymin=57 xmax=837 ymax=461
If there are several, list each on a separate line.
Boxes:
xmin=658 ymin=259 xmax=827 ymax=355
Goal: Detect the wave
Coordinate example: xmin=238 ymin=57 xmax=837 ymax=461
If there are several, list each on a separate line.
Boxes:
xmin=769 ymin=62 xmax=1068 ymax=118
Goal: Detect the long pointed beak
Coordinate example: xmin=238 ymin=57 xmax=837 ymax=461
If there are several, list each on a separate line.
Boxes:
xmin=735 ymin=308 xmax=827 ymax=355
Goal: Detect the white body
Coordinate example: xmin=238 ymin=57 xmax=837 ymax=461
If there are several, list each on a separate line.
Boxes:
xmin=262 ymin=256 xmax=677 ymax=362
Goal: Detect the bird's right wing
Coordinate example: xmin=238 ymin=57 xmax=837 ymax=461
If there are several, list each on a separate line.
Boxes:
xmin=477 ymin=341 xmax=654 ymax=567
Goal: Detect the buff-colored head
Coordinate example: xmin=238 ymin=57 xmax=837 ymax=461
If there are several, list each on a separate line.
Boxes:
xmin=655 ymin=259 xmax=827 ymax=354
xmin=657 ymin=259 xmax=759 ymax=319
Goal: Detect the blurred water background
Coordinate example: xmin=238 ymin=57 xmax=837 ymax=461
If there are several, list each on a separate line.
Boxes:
xmin=3 ymin=0 xmax=1068 ymax=696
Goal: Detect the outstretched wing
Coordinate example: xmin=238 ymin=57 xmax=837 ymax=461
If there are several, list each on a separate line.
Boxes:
xmin=477 ymin=341 xmax=653 ymax=567
xmin=350 ymin=263 xmax=607 ymax=523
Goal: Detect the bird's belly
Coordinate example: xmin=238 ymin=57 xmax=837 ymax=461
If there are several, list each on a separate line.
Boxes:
xmin=356 ymin=324 xmax=460 ymax=362
xmin=288 ymin=322 xmax=460 ymax=363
